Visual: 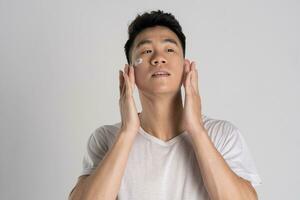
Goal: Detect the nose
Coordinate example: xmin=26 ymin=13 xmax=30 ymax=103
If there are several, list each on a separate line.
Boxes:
xmin=150 ymin=54 xmax=167 ymax=66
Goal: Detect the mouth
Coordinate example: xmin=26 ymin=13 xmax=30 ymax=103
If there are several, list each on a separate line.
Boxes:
xmin=151 ymin=74 xmax=170 ymax=78
xmin=151 ymin=71 xmax=171 ymax=78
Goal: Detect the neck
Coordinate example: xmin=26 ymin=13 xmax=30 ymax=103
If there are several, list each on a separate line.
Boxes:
xmin=138 ymin=91 xmax=185 ymax=141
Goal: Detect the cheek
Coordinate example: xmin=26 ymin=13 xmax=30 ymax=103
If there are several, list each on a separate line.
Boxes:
xmin=174 ymin=62 xmax=185 ymax=83
xmin=133 ymin=68 xmax=147 ymax=84
xmin=173 ymin=61 xmax=185 ymax=75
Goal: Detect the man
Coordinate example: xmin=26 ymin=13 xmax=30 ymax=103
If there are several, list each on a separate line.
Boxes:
xmin=69 ymin=10 xmax=262 ymax=200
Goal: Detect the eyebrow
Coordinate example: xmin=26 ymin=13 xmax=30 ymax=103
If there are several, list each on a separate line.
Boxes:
xmin=135 ymin=38 xmax=179 ymax=50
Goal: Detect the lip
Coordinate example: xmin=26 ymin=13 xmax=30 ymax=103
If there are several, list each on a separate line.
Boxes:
xmin=151 ymin=70 xmax=171 ymax=77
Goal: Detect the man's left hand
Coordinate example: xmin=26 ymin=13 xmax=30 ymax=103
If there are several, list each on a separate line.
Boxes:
xmin=182 ymin=59 xmax=205 ymax=134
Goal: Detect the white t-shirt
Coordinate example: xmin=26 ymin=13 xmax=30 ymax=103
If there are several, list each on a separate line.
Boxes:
xmin=81 ymin=114 xmax=262 ymax=200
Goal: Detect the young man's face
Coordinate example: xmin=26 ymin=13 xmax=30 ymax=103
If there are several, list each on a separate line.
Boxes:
xmin=130 ymin=25 xmax=186 ymax=96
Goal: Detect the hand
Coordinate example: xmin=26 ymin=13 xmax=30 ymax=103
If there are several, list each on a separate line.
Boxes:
xmin=182 ymin=59 xmax=205 ymax=134
xmin=118 ymin=64 xmax=140 ymax=136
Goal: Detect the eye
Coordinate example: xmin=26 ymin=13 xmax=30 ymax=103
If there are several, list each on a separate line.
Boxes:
xmin=167 ymin=48 xmax=175 ymax=52
xmin=142 ymin=49 xmax=152 ymax=54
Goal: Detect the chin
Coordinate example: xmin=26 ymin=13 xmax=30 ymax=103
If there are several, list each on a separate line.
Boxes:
xmin=139 ymin=86 xmax=180 ymax=97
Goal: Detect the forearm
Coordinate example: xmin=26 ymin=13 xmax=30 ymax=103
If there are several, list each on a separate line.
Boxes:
xmin=80 ymin=130 xmax=136 ymax=200
xmin=189 ymin=127 xmax=257 ymax=200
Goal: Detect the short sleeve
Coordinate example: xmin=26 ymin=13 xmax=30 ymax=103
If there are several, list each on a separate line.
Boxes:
xmin=80 ymin=127 xmax=109 ymax=176
xmin=220 ymin=123 xmax=262 ymax=188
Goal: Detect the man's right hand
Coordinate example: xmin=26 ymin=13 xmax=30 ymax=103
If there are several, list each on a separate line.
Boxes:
xmin=118 ymin=64 xmax=140 ymax=137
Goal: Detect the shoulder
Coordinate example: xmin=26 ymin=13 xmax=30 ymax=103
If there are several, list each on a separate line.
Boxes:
xmin=90 ymin=121 xmax=122 ymax=147
xmin=202 ymin=114 xmax=241 ymax=148
xmin=203 ymin=114 xmax=238 ymax=136
xmin=93 ymin=121 xmax=121 ymax=136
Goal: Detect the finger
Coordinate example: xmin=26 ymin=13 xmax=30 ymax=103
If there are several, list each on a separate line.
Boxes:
xmin=185 ymin=59 xmax=191 ymax=72
xmin=194 ymin=64 xmax=200 ymax=94
xmin=184 ymin=59 xmax=190 ymax=73
xmin=121 ymin=64 xmax=127 ymax=97
xmin=182 ymin=59 xmax=190 ymax=83
xmin=184 ymin=71 xmax=192 ymax=96
xmin=128 ymin=65 xmax=134 ymax=89
xmin=119 ymin=64 xmax=127 ymax=96
xmin=190 ymin=62 xmax=199 ymax=94
xmin=119 ymin=70 xmax=123 ymax=96
xmin=123 ymin=71 xmax=132 ymax=96
xmin=126 ymin=64 xmax=133 ymax=91
xmin=125 ymin=64 xmax=129 ymax=75
xmin=121 ymin=72 xmax=126 ymax=98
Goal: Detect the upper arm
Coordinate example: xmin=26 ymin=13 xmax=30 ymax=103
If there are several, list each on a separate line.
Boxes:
xmin=68 ymin=175 xmax=90 ymax=200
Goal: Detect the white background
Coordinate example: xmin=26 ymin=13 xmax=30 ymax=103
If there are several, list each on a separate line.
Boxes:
xmin=1 ymin=0 xmax=299 ymax=199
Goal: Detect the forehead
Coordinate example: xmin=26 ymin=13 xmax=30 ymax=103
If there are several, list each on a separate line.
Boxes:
xmin=132 ymin=26 xmax=182 ymax=49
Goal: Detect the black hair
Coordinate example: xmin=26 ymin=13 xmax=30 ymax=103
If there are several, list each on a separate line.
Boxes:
xmin=124 ymin=10 xmax=186 ymax=64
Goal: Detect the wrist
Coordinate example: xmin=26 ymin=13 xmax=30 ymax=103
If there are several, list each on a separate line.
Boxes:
xmin=189 ymin=124 xmax=207 ymax=136
xmin=119 ymin=128 xmax=139 ymax=138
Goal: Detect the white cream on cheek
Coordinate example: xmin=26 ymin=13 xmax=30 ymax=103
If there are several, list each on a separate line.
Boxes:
xmin=133 ymin=58 xmax=143 ymax=67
